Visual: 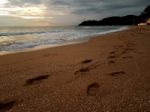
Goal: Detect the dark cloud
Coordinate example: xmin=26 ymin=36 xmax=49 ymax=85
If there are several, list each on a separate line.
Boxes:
xmin=8 ymin=0 xmax=150 ymax=14
xmin=71 ymin=0 xmax=149 ymax=15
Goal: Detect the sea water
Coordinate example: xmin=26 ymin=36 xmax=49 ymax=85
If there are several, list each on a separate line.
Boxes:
xmin=0 ymin=26 xmax=128 ymax=55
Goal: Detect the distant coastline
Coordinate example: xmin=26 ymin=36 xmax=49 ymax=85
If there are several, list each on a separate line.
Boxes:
xmin=79 ymin=5 xmax=150 ymax=26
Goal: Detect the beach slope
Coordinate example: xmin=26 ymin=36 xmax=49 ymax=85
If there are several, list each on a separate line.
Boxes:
xmin=0 ymin=26 xmax=150 ymax=112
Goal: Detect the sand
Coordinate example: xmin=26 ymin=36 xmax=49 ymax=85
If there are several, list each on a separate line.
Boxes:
xmin=0 ymin=26 xmax=150 ymax=112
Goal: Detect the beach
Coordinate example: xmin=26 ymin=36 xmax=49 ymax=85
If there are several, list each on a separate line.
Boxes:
xmin=0 ymin=26 xmax=150 ymax=112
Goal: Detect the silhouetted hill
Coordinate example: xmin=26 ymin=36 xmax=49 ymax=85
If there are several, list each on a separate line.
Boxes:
xmin=99 ymin=15 xmax=138 ymax=25
xmin=79 ymin=5 xmax=150 ymax=26
xmin=136 ymin=5 xmax=150 ymax=23
xmin=79 ymin=15 xmax=138 ymax=26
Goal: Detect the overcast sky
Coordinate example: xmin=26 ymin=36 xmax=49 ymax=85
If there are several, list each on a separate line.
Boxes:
xmin=0 ymin=0 xmax=149 ymax=26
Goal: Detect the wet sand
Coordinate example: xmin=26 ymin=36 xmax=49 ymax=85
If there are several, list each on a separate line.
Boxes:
xmin=0 ymin=26 xmax=150 ymax=112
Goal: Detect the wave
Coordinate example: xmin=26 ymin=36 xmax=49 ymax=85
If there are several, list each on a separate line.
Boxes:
xmin=0 ymin=26 xmax=128 ymax=54
xmin=0 ymin=31 xmax=47 ymax=37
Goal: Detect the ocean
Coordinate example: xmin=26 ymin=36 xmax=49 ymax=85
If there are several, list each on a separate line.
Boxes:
xmin=0 ymin=26 xmax=128 ymax=55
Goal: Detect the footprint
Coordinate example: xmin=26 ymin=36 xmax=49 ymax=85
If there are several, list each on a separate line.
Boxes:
xmin=122 ymin=56 xmax=133 ymax=59
xmin=108 ymin=60 xmax=115 ymax=64
xmin=75 ymin=67 xmax=90 ymax=75
xmin=108 ymin=71 xmax=125 ymax=76
xmin=109 ymin=51 xmax=115 ymax=54
xmin=0 ymin=100 xmax=16 ymax=112
xmin=87 ymin=83 xmax=99 ymax=96
xmin=25 ymin=75 xmax=49 ymax=85
xmin=107 ymin=55 xmax=116 ymax=59
xmin=81 ymin=59 xmax=92 ymax=64
xmin=121 ymin=49 xmax=127 ymax=54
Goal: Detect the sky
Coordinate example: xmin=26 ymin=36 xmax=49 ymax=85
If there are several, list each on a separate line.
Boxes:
xmin=0 ymin=0 xmax=149 ymax=26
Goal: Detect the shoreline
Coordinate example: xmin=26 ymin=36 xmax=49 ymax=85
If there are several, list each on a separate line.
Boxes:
xmin=0 ymin=26 xmax=150 ymax=112
xmin=0 ymin=26 xmax=128 ymax=56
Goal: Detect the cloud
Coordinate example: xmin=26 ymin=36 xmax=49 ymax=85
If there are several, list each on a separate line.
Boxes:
xmin=0 ymin=0 xmax=149 ymax=26
xmin=70 ymin=0 xmax=149 ymax=15
xmin=7 ymin=0 xmax=150 ymax=15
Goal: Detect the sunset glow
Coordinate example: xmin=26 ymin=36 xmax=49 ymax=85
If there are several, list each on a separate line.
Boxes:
xmin=0 ymin=3 xmax=51 ymax=19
